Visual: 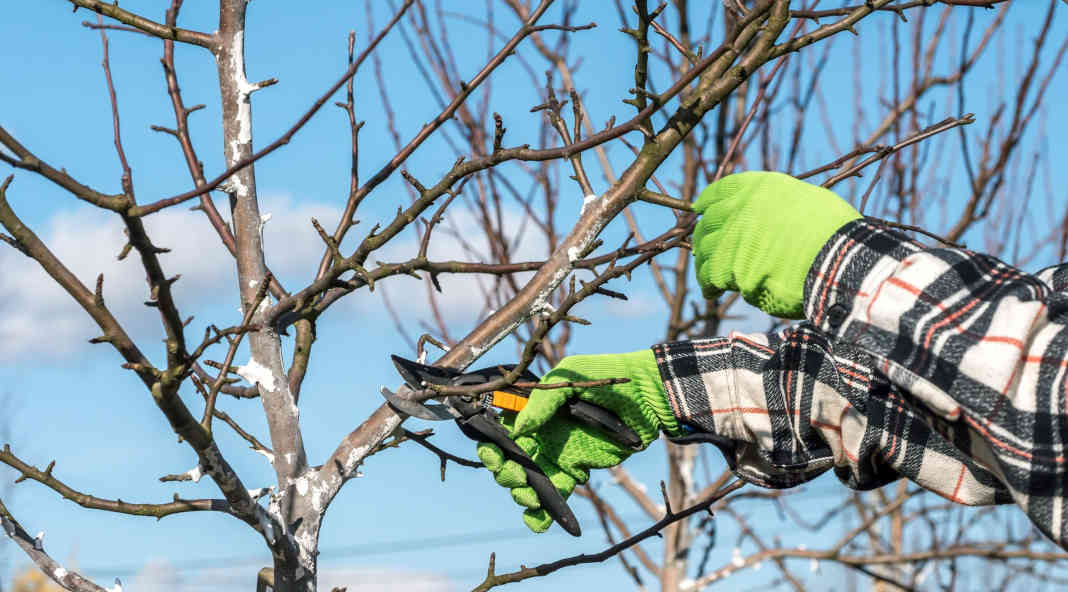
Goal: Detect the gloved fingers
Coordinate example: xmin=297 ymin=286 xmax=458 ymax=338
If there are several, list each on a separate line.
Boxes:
xmin=697 ymin=250 xmax=738 ymax=296
xmin=476 ymin=442 xmax=506 ymax=471
xmin=492 ymin=459 xmax=528 ymax=488
xmin=545 ymin=461 xmax=578 ymax=497
xmin=525 ymin=434 xmax=577 ymax=496
xmin=692 ymin=192 xmax=739 ymax=238
xmin=517 ymin=454 xmax=577 ymax=534
xmin=522 ymin=508 xmax=553 ymax=533
xmin=692 ymin=173 xmax=748 ymax=214
xmin=510 ymin=461 xmax=577 ymax=509
xmin=485 ymin=432 xmax=541 ymax=488
xmin=536 ymin=421 xmax=632 ymax=483
xmin=490 ymin=435 xmax=576 ymax=517
xmin=513 ymin=386 xmax=571 ymax=436
xmin=479 ymin=428 xmax=561 ymax=486
xmin=516 ymin=357 xmax=631 ymax=436
xmin=511 ymin=485 xmax=540 ymax=509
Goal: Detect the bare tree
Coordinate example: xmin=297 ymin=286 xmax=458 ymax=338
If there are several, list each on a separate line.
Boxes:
xmin=1 ymin=1 xmax=1066 ymax=591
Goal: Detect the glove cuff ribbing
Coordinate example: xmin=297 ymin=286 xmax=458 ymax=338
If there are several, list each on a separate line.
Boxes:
xmin=621 ymin=349 xmax=682 ymax=437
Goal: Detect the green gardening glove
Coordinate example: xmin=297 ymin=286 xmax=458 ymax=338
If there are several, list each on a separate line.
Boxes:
xmin=477 ymin=350 xmax=679 ymax=532
xmin=692 ymin=171 xmax=861 ymax=319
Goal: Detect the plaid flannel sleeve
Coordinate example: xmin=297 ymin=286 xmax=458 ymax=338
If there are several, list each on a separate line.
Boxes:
xmin=653 ymin=325 xmax=1011 ymax=503
xmin=807 ymin=218 xmax=1068 ymax=546
xmin=654 ymin=218 xmax=1068 ymax=549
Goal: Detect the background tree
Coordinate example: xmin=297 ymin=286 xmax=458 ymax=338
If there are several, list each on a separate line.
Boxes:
xmin=1 ymin=1 xmax=1067 ymax=591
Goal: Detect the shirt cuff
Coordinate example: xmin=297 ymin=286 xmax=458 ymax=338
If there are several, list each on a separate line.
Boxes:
xmin=803 ymin=218 xmax=922 ymax=339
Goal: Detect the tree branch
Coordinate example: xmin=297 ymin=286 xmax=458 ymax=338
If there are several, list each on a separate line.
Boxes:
xmin=129 ymin=0 xmax=415 ymax=218
xmin=0 ymin=176 xmax=259 ymax=528
xmin=0 ymin=495 xmax=109 ymax=592
xmin=68 ymin=0 xmax=215 ymax=48
xmin=472 ymin=480 xmax=745 ymax=591
xmin=0 ymin=126 xmax=128 ymax=211
xmin=0 ymin=445 xmax=231 ymax=520
xmin=314 ymin=0 xmax=788 ymax=512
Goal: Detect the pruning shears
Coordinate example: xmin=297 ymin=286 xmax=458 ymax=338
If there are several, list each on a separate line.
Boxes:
xmin=381 ymin=355 xmax=642 ymax=537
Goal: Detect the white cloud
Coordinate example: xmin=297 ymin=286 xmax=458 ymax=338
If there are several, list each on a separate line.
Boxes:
xmin=130 ymin=560 xmax=180 ymax=592
xmin=0 ymin=194 xmax=340 ymax=362
xmin=0 ymin=193 xmax=660 ymax=362
xmin=364 ymin=206 xmax=551 ymax=325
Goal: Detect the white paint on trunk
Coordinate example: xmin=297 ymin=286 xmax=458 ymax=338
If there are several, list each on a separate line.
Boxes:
xmin=53 ymin=567 xmax=67 ymax=580
xmin=257 ymin=508 xmax=277 ymax=545
xmin=580 ymin=193 xmax=600 ymax=215
xmin=344 ymin=445 xmax=371 ymax=477
xmin=266 ymin=481 xmax=321 ymax=589
xmin=247 ymin=486 xmax=273 ymax=500
xmin=224 ymin=30 xmax=253 ymax=195
xmin=532 ymin=300 xmax=556 ymax=317
xmin=182 ymin=464 xmax=205 ymax=483
xmin=258 ymin=212 xmax=272 ymax=243
xmin=294 ymin=475 xmax=309 ymax=496
xmin=255 ymin=448 xmax=275 ymax=464
xmin=237 ymin=358 xmax=276 ymax=391
xmin=528 ymin=264 xmax=570 ymax=320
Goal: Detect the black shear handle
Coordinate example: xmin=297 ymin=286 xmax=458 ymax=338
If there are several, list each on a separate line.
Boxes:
xmin=561 ymin=400 xmax=643 ymax=450
xmin=457 ymin=412 xmax=581 ymax=537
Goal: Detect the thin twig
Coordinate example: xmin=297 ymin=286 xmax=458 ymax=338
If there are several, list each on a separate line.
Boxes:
xmin=201 ymin=272 xmax=273 ymax=431
xmin=129 ymin=0 xmax=416 ymax=217
xmin=472 ymin=480 xmax=745 ymax=591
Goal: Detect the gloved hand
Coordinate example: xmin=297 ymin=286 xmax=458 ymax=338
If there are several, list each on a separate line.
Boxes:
xmin=692 ymin=171 xmax=861 ymax=319
xmin=477 ymin=350 xmax=679 ymax=532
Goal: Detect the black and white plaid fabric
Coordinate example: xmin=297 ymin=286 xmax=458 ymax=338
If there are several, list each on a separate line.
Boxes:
xmin=653 ymin=219 xmax=1066 ymax=548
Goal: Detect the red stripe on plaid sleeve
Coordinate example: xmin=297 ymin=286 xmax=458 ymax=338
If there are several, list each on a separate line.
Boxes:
xmin=982 ymin=334 xmax=1025 ymax=349
xmin=815 ymin=237 xmax=857 ymax=319
xmin=887 ymin=277 xmax=923 ymax=297
xmin=663 ymin=376 xmax=681 ymax=418
xmin=922 ymin=271 xmax=1015 ymax=350
xmin=692 ymin=341 xmax=732 ymax=351
xmin=731 ymin=334 xmax=776 ymax=354
xmin=963 ymin=414 xmax=1066 ymax=464
xmin=1022 ymin=355 xmax=1068 ymax=367
xmin=837 ymin=366 xmax=870 ymax=384
xmin=950 ymin=465 xmax=967 ymax=503
xmin=865 ymin=276 xmax=941 ymax=325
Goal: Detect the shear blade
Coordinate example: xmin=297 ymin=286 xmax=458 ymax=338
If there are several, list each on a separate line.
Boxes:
xmin=392 ymin=355 xmax=459 ymax=388
xmin=380 ymin=387 xmax=456 ymax=421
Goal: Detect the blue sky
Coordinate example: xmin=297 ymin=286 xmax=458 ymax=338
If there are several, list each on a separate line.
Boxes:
xmin=1 ymin=2 xmax=1067 ymax=591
